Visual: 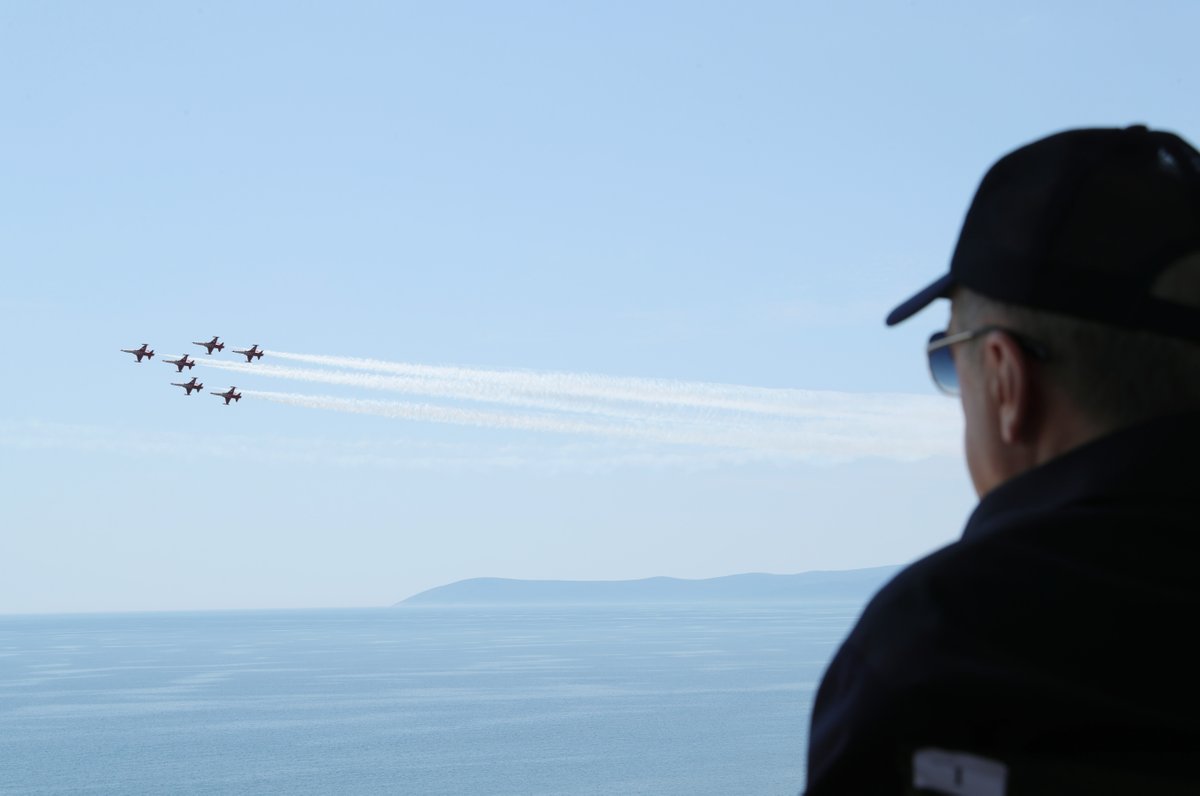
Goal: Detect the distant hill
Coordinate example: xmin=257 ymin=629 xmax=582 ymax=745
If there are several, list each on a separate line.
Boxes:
xmin=395 ymin=565 xmax=902 ymax=606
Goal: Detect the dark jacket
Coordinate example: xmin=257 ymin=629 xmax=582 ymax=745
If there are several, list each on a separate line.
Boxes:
xmin=804 ymin=412 xmax=1200 ymax=795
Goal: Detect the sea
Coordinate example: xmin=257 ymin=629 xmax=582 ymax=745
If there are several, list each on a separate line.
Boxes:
xmin=0 ymin=602 xmax=863 ymax=795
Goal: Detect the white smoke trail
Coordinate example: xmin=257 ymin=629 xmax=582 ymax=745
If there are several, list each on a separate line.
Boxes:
xmin=191 ymin=351 xmax=962 ymax=460
xmin=196 ymin=359 xmax=679 ymax=423
xmin=244 ymin=390 xmax=665 ymax=438
xmin=263 ymin=350 xmax=929 ymax=421
xmin=243 ymin=390 xmax=959 ymax=460
xmin=206 ymin=355 xmax=951 ymax=429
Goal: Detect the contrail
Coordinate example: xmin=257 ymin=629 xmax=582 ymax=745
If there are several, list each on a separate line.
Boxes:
xmin=197 ymin=359 xmax=683 ymax=423
xmin=204 ymin=354 xmax=952 ymax=428
xmin=244 ymin=391 xmax=675 ymax=439
xmin=242 ymin=390 xmax=959 ymax=460
xmin=263 ymin=350 xmax=930 ymax=420
xmin=195 ymin=352 xmax=960 ymax=460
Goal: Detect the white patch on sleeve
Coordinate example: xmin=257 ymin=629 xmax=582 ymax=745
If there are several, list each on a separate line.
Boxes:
xmin=912 ymin=748 xmax=1007 ymax=796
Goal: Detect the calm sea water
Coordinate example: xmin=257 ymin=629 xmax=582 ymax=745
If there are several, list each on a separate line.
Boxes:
xmin=0 ymin=602 xmax=861 ymax=795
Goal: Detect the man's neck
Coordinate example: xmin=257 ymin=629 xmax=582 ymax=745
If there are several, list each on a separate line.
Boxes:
xmin=1031 ymin=397 xmax=1113 ymax=469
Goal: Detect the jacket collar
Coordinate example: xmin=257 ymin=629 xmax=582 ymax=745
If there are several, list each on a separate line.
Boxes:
xmin=962 ymin=410 xmax=1200 ymax=541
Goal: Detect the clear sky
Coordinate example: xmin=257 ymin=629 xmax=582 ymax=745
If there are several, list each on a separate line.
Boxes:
xmin=3 ymin=1 xmax=1197 ymax=613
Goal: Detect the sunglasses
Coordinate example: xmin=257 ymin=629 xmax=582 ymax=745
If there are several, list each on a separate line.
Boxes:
xmin=926 ymin=325 xmax=1049 ymax=395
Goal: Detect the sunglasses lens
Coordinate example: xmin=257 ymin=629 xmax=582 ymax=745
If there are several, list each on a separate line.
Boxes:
xmin=927 ymin=335 xmax=959 ymax=394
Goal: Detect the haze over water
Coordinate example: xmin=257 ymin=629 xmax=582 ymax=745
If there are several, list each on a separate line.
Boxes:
xmin=0 ymin=602 xmax=858 ymax=795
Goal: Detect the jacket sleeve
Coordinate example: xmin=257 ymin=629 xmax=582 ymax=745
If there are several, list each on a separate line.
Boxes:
xmin=804 ymin=638 xmax=911 ymax=795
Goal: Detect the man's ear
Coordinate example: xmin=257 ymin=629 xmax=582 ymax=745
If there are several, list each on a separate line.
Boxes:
xmin=983 ymin=331 xmax=1032 ymax=445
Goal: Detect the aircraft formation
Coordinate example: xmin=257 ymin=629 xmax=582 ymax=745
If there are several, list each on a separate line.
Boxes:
xmin=121 ymin=335 xmax=261 ymax=406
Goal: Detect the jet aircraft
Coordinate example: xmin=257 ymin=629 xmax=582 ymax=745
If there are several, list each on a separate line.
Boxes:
xmin=164 ymin=354 xmax=197 ymax=373
xmin=233 ymin=344 xmax=264 ymax=363
xmin=193 ymin=336 xmax=225 ymax=355
xmin=211 ymin=386 xmax=241 ymax=405
xmin=172 ymin=377 xmax=204 ymax=395
xmin=121 ymin=344 xmax=154 ymax=362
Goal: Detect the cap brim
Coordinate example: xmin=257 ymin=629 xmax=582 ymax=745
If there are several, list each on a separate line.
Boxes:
xmin=885 ymin=273 xmax=955 ymax=326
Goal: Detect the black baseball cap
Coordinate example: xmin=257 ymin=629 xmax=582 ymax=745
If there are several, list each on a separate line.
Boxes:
xmin=886 ymin=125 xmax=1200 ymax=341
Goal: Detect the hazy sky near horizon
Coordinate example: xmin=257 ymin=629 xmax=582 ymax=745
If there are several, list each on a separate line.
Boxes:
xmin=3 ymin=2 xmax=1197 ymax=613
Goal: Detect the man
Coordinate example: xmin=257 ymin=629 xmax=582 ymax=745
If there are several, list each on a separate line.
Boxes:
xmin=803 ymin=125 xmax=1200 ymax=795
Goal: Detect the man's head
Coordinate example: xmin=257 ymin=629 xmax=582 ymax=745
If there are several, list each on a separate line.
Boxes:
xmin=887 ymin=125 xmax=1200 ymax=496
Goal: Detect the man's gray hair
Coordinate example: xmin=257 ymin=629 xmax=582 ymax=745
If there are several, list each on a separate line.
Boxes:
xmin=955 ymin=288 xmax=1200 ymax=428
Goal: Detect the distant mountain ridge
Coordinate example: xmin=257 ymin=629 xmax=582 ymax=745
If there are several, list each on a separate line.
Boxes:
xmin=396 ymin=565 xmax=902 ymax=606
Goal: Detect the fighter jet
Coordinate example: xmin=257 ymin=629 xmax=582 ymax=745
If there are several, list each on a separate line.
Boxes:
xmin=211 ymin=386 xmax=241 ymax=405
xmin=172 ymin=377 xmax=204 ymax=395
xmin=192 ymin=336 xmax=225 ymax=355
xmin=232 ymin=344 xmax=264 ymax=363
xmin=121 ymin=344 xmax=154 ymax=362
xmin=163 ymin=354 xmax=197 ymax=373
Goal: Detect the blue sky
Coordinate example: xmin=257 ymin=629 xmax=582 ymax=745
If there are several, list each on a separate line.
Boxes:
xmin=3 ymin=1 xmax=1197 ymax=612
